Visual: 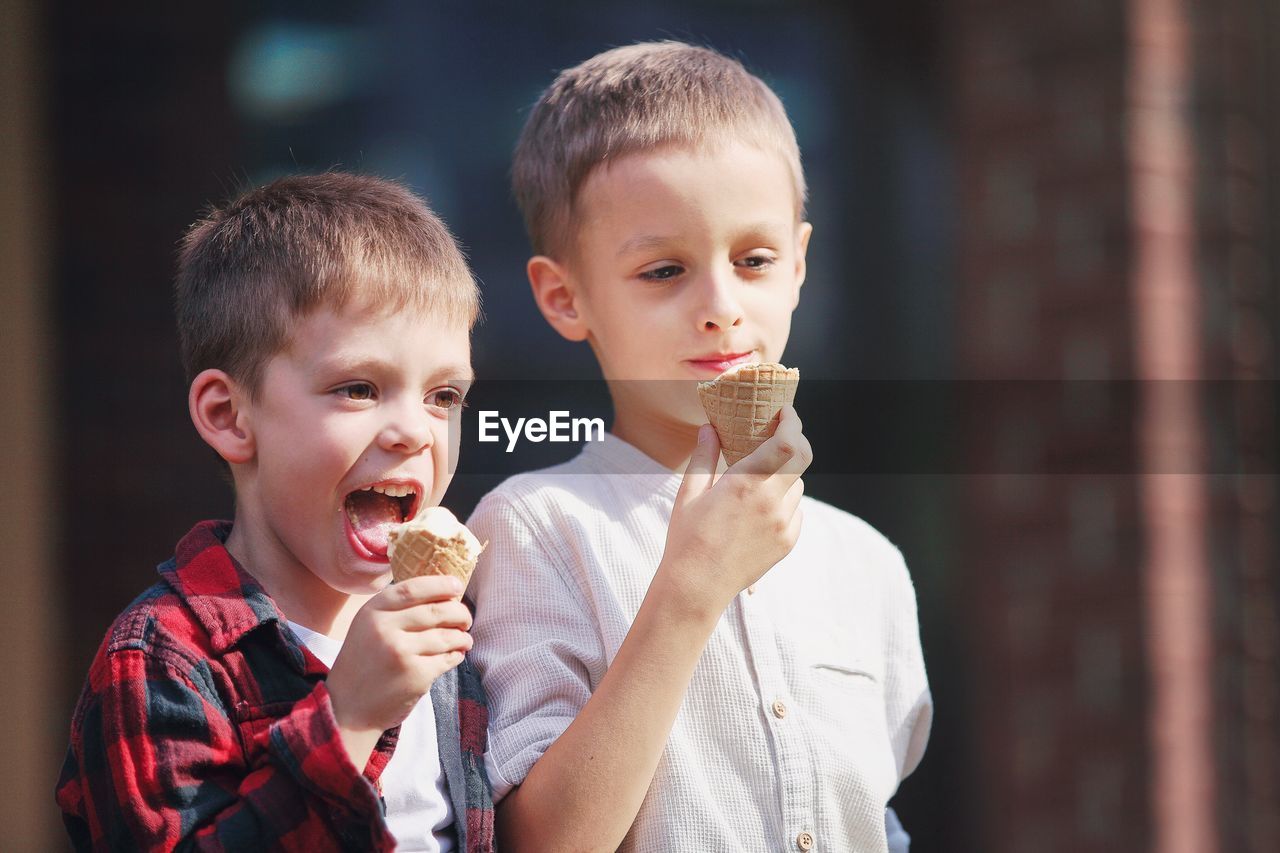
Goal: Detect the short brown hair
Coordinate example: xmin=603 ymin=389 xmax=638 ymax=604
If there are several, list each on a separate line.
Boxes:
xmin=176 ymin=173 xmax=479 ymax=394
xmin=512 ymin=41 xmax=807 ymax=257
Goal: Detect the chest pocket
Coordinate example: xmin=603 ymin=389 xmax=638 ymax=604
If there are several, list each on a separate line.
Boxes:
xmin=792 ymin=623 xmax=888 ymax=747
xmin=233 ymin=699 xmax=302 ymax=757
xmin=223 ymin=639 xmax=324 ymax=759
xmin=798 ymin=622 xmax=882 ymax=684
xmin=793 ymin=623 xmax=900 ymax=794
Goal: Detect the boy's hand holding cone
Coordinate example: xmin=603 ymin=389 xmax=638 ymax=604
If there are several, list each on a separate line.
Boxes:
xmin=697 ymin=362 xmax=800 ymax=465
xmin=328 ymin=505 xmax=481 ymax=764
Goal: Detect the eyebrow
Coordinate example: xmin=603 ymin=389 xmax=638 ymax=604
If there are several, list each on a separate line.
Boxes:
xmin=615 ymin=222 xmax=791 ymax=258
xmin=316 ymin=356 xmax=475 ymax=384
xmin=616 ymin=234 xmax=678 ymax=258
xmin=437 ymin=364 xmax=477 ymax=384
xmin=734 ymin=221 xmax=791 ymax=242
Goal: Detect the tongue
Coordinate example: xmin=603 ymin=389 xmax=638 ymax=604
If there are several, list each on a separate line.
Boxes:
xmin=345 ymin=490 xmax=404 ymax=556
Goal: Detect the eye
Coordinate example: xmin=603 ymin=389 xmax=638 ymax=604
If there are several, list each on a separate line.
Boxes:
xmin=735 ymin=252 xmax=777 ymax=272
xmin=337 ymin=382 xmax=376 ymax=401
xmin=427 ymin=387 xmax=467 ymax=411
xmin=638 ymin=264 xmax=684 ymax=282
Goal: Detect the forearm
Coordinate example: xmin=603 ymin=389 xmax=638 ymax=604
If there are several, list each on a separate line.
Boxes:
xmin=63 ymin=664 xmax=394 ymax=852
xmin=498 ymin=569 xmax=722 ymax=852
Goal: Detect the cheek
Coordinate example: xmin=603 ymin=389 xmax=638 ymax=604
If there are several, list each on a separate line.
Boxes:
xmin=273 ymin=420 xmax=370 ymax=494
xmin=604 ymin=305 xmax=683 ymax=368
xmin=308 ymin=419 xmax=367 ymax=462
xmin=769 ymin=312 xmax=794 ymax=349
xmin=433 ymin=418 xmax=460 ymax=500
xmin=445 ymin=418 xmax=461 ymax=471
xmin=746 ymin=286 xmax=795 ymax=335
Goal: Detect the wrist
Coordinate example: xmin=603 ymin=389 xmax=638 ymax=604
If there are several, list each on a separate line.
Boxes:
xmin=334 ymin=722 xmax=384 ymax=773
xmin=649 ymin=558 xmax=729 ymax=628
xmin=327 ymin=681 xmax=379 ymax=741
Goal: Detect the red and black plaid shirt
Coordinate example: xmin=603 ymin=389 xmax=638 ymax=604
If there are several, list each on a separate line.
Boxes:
xmin=56 ymin=520 xmax=494 ymax=851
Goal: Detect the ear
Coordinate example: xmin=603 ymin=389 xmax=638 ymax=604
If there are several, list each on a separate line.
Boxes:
xmin=189 ymin=369 xmax=255 ymax=465
xmin=528 ymin=255 xmax=589 ymax=342
xmin=795 ymin=221 xmax=813 ymax=290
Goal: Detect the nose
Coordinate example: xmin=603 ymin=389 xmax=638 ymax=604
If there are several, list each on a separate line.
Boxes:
xmin=378 ymin=397 xmax=435 ymax=454
xmin=695 ymin=267 xmax=744 ymax=332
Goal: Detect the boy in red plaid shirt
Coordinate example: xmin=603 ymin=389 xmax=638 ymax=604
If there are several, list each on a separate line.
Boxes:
xmin=56 ymin=174 xmax=494 ymax=851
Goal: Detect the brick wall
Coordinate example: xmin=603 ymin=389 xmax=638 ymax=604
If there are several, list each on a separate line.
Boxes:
xmin=951 ymin=0 xmax=1278 ymax=849
xmin=1188 ymin=0 xmax=1279 ymax=848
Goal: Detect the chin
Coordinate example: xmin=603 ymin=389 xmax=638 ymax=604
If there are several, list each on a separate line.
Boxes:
xmin=335 ymin=560 xmax=392 ymax=592
xmin=664 ymin=400 xmax=710 ymax=430
xmin=342 ymin=576 xmax=391 ymax=598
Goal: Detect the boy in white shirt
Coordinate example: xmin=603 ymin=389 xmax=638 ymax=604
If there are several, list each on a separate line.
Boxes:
xmin=468 ymin=42 xmax=932 ymax=852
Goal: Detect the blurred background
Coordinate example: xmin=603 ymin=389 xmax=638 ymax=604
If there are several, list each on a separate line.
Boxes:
xmin=2 ymin=0 xmax=1278 ymax=850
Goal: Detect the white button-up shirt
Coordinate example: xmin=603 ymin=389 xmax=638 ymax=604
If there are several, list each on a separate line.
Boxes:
xmin=468 ymin=435 xmax=932 ymax=852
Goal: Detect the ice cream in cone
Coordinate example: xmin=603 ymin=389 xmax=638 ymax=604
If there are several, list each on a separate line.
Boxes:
xmin=698 ymin=362 xmax=800 ymax=465
xmin=386 ymin=506 xmax=485 ymax=591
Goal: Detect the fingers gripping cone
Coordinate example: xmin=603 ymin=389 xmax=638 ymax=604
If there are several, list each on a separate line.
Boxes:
xmin=698 ymin=362 xmax=800 ymax=466
xmin=387 ymin=507 xmax=485 ymax=590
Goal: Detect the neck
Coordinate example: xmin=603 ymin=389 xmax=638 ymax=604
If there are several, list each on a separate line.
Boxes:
xmin=610 ymin=405 xmax=701 ymax=472
xmin=224 ymin=507 xmax=371 ymax=642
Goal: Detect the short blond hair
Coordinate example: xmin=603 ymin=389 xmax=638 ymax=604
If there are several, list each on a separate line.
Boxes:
xmin=176 ymin=173 xmax=479 ymax=395
xmin=513 ymin=41 xmax=807 ymax=257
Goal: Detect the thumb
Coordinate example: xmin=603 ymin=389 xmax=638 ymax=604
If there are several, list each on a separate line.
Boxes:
xmin=676 ymin=424 xmax=720 ymax=506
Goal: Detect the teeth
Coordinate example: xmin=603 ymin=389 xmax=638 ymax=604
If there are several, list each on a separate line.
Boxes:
xmin=370 ymin=483 xmax=416 ymax=498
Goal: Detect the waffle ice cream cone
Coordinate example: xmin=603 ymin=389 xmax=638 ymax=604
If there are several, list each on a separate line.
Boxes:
xmin=698 ymin=362 xmax=800 ymax=465
xmin=387 ymin=506 xmax=485 ymax=590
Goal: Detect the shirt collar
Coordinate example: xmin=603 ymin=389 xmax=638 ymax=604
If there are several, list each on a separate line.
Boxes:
xmin=158 ymin=520 xmax=289 ymax=655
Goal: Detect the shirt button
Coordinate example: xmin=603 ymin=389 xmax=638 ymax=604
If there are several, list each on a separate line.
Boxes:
xmin=746 ymin=584 xmax=757 ymax=595
xmin=796 ymin=831 xmax=814 ymax=850
xmin=771 ymin=699 xmax=788 ymax=719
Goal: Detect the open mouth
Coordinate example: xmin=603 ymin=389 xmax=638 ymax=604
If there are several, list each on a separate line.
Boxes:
xmin=343 ymin=482 xmax=420 ymax=560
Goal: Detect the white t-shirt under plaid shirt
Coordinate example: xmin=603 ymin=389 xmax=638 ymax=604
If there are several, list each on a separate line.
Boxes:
xmin=467 ymin=434 xmax=932 ymax=852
